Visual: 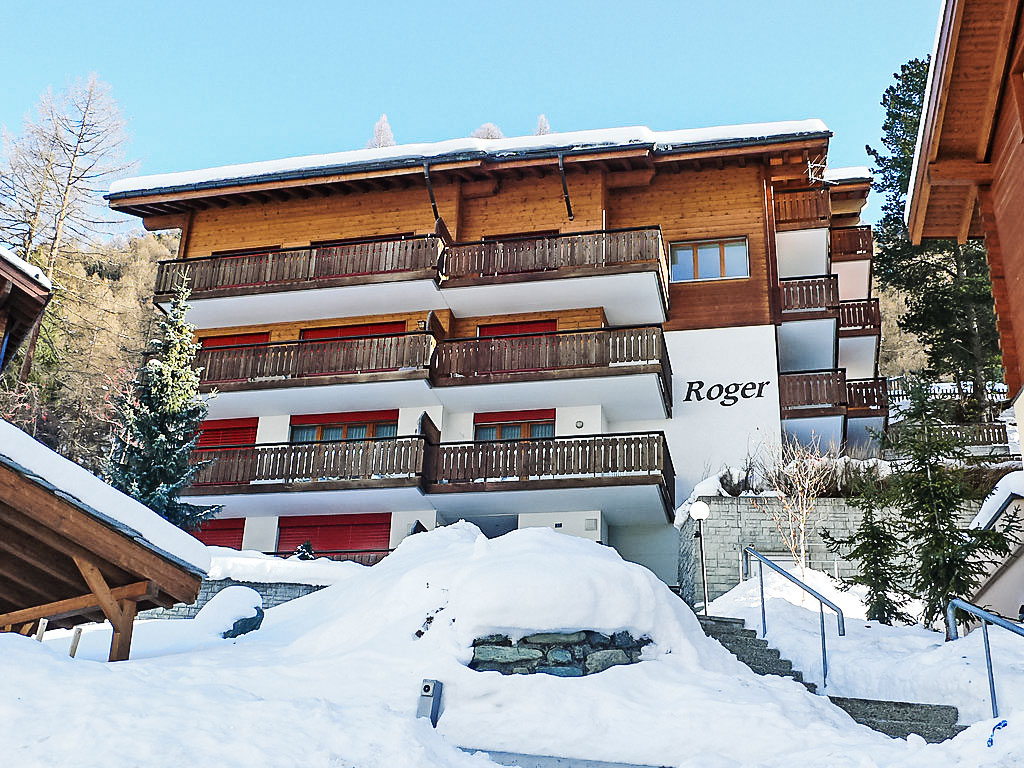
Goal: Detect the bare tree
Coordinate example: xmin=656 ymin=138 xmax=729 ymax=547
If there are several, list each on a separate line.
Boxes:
xmin=754 ymin=436 xmax=838 ymax=575
xmin=534 ymin=114 xmax=552 ymax=135
xmin=366 ymin=113 xmax=396 ymax=148
xmin=471 ymin=122 xmax=504 ymax=139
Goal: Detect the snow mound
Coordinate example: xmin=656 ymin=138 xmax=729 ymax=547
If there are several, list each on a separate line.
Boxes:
xmin=206 ymin=546 xmax=364 ymax=585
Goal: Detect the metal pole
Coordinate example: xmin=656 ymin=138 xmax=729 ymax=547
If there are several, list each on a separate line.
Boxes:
xmin=758 ymin=560 xmax=767 ymax=637
xmin=820 ymin=602 xmax=828 ymax=689
xmin=698 ymin=519 xmax=710 ymax=616
xmin=982 ymin=620 xmax=998 ymax=718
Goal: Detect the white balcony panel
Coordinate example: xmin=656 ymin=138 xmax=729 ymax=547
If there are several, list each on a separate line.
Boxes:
xmin=162 ymin=279 xmax=447 ymax=330
xmin=441 ymin=272 xmax=666 ymax=326
xmin=775 ymin=228 xmax=829 ymax=278
xmin=205 ymin=378 xmax=437 ymax=420
xmin=431 ymin=484 xmax=670 ymax=526
xmin=432 ymin=373 xmax=667 ymax=422
xmin=185 ymin=487 xmax=433 ymax=518
xmin=839 ymin=335 xmax=878 ymax=379
xmin=832 ymin=260 xmax=871 ymax=301
xmin=777 ymin=319 xmax=837 ymax=373
xmin=782 ymin=415 xmax=845 ymax=451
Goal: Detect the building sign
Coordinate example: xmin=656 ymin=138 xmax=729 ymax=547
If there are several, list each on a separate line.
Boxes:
xmin=683 ymin=380 xmax=771 ymax=407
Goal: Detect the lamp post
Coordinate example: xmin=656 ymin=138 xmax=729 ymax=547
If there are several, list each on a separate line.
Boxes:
xmin=689 ymin=500 xmax=711 ymax=616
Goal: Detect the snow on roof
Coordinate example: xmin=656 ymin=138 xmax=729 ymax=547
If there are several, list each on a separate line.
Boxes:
xmin=109 ymin=119 xmax=831 ymax=198
xmin=0 ymin=419 xmax=209 ymax=574
xmin=823 ymin=165 xmax=871 ymax=183
xmin=972 ymin=470 xmax=1024 ymax=530
xmin=205 ymin=547 xmax=361 ymax=585
xmin=0 ymin=244 xmax=52 ymax=291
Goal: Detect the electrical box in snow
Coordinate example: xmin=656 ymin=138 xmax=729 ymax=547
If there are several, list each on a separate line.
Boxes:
xmin=416 ymin=679 xmax=443 ymax=726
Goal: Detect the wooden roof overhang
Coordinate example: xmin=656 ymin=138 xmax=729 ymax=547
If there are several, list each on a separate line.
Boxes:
xmin=0 ymin=259 xmax=51 ymax=372
xmin=107 ymin=132 xmax=832 ymax=231
xmin=0 ymin=454 xmax=204 ymax=660
xmin=907 ymin=0 xmax=1024 ymax=243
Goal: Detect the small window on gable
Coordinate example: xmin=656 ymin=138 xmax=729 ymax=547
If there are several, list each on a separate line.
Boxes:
xmin=670 ymin=238 xmax=749 ymax=282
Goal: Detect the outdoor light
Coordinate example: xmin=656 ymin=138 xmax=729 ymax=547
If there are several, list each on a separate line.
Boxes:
xmin=575 ymin=420 xmax=584 ymax=429
xmin=689 ymin=501 xmax=712 ymax=616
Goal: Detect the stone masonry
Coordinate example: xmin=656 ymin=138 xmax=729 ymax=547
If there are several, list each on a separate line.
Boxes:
xmin=678 ymin=496 xmax=980 ymax=606
xmin=138 ymin=578 xmax=325 ymax=620
xmin=469 ymin=631 xmax=651 ymax=676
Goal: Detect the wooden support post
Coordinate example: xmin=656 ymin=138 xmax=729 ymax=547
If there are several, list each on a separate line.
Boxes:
xmin=72 ymin=556 xmax=139 ymax=662
xmin=68 ymin=626 xmax=83 ymax=658
xmin=34 ymin=617 xmax=48 ymax=641
xmin=108 ymin=598 xmax=137 ymax=662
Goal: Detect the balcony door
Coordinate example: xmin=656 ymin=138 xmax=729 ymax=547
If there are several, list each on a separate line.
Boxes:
xmin=473 ymin=409 xmax=555 ymax=480
xmin=288 ymin=411 xmax=399 ymax=482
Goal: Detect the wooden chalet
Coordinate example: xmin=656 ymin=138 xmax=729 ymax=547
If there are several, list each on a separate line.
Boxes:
xmin=0 ymin=422 xmax=206 ymax=661
xmin=0 ymin=245 xmax=51 ymax=372
xmin=107 ymin=122 xmax=883 ymax=585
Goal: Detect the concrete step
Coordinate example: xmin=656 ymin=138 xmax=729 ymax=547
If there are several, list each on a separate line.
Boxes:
xmin=827 ymin=697 xmax=960 ymax=728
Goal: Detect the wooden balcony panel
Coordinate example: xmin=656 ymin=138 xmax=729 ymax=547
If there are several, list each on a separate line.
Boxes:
xmin=184 ymin=437 xmax=426 ymax=494
xmin=838 ymin=299 xmax=881 ymax=337
xmin=774 ymin=189 xmax=830 ymax=231
xmin=888 ymin=422 xmax=1007 ymax=448
xmin=830 ymin=225 xmax=873 ymax=262
xmin=155 ymin=236 xmax=443 ymax=301
xmin=779 ymin=275 xmax=840 ymax=316
xmin=428 ymin=432 xmax=675 ymax=512
xmin=846 ymin=378 xmax=889 ymax=416
xmin=442 ymin=227 xmax=669 ymax=303
xmin=432 ymin=326 xmax=672 ymax=411
xmin=197 ymin=333 xmax=434 ymax=391
xmin=780 ymin=370 xmax=848 ymax=418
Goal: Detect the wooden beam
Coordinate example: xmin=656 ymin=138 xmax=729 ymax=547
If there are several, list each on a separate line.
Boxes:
xmin=73 ymin=557 xmax=127 ymax=627
xmin=460 ymin=178 xmax=500 ymax=199
xmin=927 ymin=160 xmax=994 ymax=185
xmin=0 ymin=557 xmax=67 ymax=602
xmin=109 ymin=599 xmax=138 ymax=662
xmin=957 ymin=186 xmax=978 ymax=244
xmin=605 ymin=168 xmax=656 ymax=189
xmin=0 ymin=579 xmax=153 ymax=627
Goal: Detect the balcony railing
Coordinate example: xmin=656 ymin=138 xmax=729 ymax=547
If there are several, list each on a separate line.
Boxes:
xmin=774 ymin=189 xmax=830 ymax=229
xmin=432 ymin=325 xmax=671 ymax=408
xmin=830 ymin=226 xmax=873 ymax=261
xmin=430 ymin=431 xmax=675 ymax=507
xmin=197 ymin=332 xmax=434 ymax=387
xmin=155 ymin=235 xmax=443 ymax=299
xmin=442 ymin=227 xmax=669 ymax=297
xmin=838 ymin=299 xmax=881 ymax=332
xmin=188 ymin=436 xmax=425 ymax=489
xmin=779 ymin=275 xmax=839 ymax=313
xmin=847 ymin=378 xmax=889 ymax=414
xmin=780 ymin=370 xmax=848 ymax=411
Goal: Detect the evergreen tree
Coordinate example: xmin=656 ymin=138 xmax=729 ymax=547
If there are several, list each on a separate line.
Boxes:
xmin=471 ymin=123 xmax=504 ymax=139
xmin=104 ymin=278 xmax=219 ymax=530
xmin=366 ymin=113 xmax=396 ymax=149
xmin=867 ymin=58 xmax=1001 ymax=412
xmin=293 ymin=540 xmax=316 ymax=560
xmin=534 ymin=114 xmax=551 ymax=135
xmin=882 ymin=379 xmax=1015 ymax=638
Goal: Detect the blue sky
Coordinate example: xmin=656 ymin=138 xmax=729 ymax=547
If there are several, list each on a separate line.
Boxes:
xmin=1 ymin=1 xmax=942 ymax=224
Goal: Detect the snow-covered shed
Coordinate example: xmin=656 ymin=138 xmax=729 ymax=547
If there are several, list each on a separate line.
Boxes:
xmin=0 ymin=420 xmax=209 ymax=660
xmin=0 ymin=245 xmax=51 ymax=372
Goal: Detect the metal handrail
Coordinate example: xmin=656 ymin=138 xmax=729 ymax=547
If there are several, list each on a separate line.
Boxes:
xmin=946 ymin=598 xmax=1024 ymax=718
xmin=743 ymin=547 xmax=846 ymax=689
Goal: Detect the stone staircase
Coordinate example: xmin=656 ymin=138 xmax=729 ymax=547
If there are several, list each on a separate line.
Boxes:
xmin=698 ymin=615 xmax=966 ymax=743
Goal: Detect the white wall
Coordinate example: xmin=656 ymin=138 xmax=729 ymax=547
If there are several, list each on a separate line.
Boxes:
xmin=555 ymin=405 xmax=606 ymax=436
xmin=389 ymin=509 xmax=440 ymax=548
xmin=607 ymin=525 xmax=680 ymax=585
xmin=256 ymin=414 xmax=291 ymax=443
xmin=777 ymin=319 xmax=837 ymax=372
xmin=398 ymin=405 xmax=443 ymax=436
xmin=442 ymin=411 xmax=475 ymax=442
xmin=241 ymin=516 xmax=280 ymax=552
xmin=613 ymin=325 xmax=783 ymax=502
xmin=518 ymin=510 xmax=606 ymax=543
xmin=776 ymin=228 xmax=829 ymax=278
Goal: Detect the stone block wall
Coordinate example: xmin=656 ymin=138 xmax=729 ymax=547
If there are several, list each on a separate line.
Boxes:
xmin=469 ymin=631 xmax=651 ymax=676
xmin=138 ymin=579 xmax=325 ymax=620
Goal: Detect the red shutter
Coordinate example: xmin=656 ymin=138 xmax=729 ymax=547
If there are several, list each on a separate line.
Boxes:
xmin=277 ymin=513 xmax=391 ymax=553
xmin=197 ymin=418 xmax=259 ymax=448
xmin=474 ymin=409 xmax=556 ymax=424
xmin=201 ymin=332 xmax=271 ymax=348
xmin=193 ymin=518 xmax=245 ymax=548
xmin=477 ymin=320 xmax=557 ymax=337
xmin=299 ymin=322 xmax=407 ymax=340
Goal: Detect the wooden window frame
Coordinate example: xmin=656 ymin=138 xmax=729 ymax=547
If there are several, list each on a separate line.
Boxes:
xmin=473 ymin=408 xmax=556 ymax=441
xmin=289 ymin=410 xmax=399 ymax=443
xmin=669 ymin=237 xmax=750 ymax=283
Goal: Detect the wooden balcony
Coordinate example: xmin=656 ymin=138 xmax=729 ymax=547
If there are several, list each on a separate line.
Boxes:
xmin=432 ymin=326 xmax=672 ymax=412
xmin=887 ymin=422 xmax=1008 ymax=449
xmin=847 ymin=378 xmax=889 ymax=417
xmin=774 ymin=188 xmax=830 ymax=231
xmin=830 ymin=226 xmax=873 ymax=262
xmin=196 ymin=332 xmax=434 ymax=392
xmin=426 ymin=431 xmax=675 ymax=513
xmin=779 ymin=275 xmax=839 ymax=317
xmin=442 ymin=227 xmax=669 ymax=303
xmin=838 ymin=299 xmax=881 ymax=337
xmin=779 ymin=370 xmax=847 ymax=418
xmin=184 ymin=436 xmax=426 ymax=495
xmin=155 ymin=235 xmax=443 ymax=302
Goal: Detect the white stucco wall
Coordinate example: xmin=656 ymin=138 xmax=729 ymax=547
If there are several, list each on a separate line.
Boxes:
xmin=518 ymin=510 xmax=606 ymax=543
xmin=554 ymin=405 xmax=606 ymax=436
xmin=389 ymin=509 xmax=440 ymax=548
xmin=607 ymin=524 xmax=680 ymax=585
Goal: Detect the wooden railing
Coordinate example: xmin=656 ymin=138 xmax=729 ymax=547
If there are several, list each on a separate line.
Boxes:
xmin=779 ymin=276 xmax=839 ymax=312
xmin=774 ymin=189 xmax=830 ymax=228
xmin=432 ymin=326 xmax=671 ymax=405
xmin=888 ymin=422 xmax=1008 ymax=447
xmin=838 ymin=299 xmax=881 ymax=330
xmin=431 ymin=431 xmax=674 ymax=503
xmin=846 ymin=378 xmax=888 ymax=412
xmin=779 ymin=370 xmax=847 ymax=410
xmin=830 ymin=226 xmax=873 ymax=260
xmin=155 ymin=235 xmax=443 ymax=297
xmin=190 ymin=437 xmax=425 ymax=487
xmin=443 ymin=227 xmax=669 ymax=296
xmin=197 ymin=333 xmax=434 ymax=385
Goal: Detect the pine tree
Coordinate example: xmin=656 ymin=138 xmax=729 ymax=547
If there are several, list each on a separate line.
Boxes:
xmin=104 ymin=277 xmax=219 ymax=530
xmin=366 ymin=114 xmax=396 ymax=149
xmin=867 ymin=58 xmax=1001 ymax=411
xmin=883 ymin=379 xmax=1015 ymax=638
xmin=534 ymin=114 xmax=551 ymax=135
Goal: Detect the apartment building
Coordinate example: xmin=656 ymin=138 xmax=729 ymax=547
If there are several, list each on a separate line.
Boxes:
xmin=106 ymin=122 xmax=884 ymax=585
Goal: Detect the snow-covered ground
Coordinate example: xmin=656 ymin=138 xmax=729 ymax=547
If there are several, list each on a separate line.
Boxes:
xmin=205 ymin=545 xmax=364 ymax=584
xmin=2 ymin=525 xmax=1022 ymax=766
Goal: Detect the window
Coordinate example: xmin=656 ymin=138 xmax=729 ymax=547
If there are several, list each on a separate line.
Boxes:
xmin=473 ymin=409 xmax=556 ymax=441
xmin=290 ymin=411 xmax=399 ymax=443
xmin=670 ymin=238 xmax=749 ymax=282
xmin=477 ymin=319 xmax=557 ymax=337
